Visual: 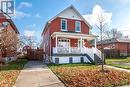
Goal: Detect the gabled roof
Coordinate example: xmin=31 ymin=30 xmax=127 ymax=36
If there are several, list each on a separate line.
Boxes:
xmin=41 ymin=5 xmax=92 ymax=36
xmin=0 ymin=10 xmax=19 ymax=34
xmin=7 ymin=19 xmax=19 ymax=34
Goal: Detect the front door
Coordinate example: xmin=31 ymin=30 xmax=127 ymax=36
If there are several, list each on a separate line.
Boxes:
xmin=58 ymin=38 xmax=70 ymax=53
xmin=58 ymin=38 xmax=70 ymax=48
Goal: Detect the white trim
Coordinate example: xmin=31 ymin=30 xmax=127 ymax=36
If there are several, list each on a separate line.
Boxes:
xmin=51 ymin=32 xmax=98 ymax=41
xmin=61 ymin=19 xmax=67 ymax=31
xmin=78 ymin=39 xmax=84 ymax=48
xmin=75 ymin=21 xmax=81 ymax=32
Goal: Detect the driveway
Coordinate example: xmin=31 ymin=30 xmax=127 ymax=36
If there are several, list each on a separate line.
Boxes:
xmin=13 ymin=61 xmax=65 ymax=87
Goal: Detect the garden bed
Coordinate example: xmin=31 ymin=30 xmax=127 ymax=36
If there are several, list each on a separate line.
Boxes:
xmin=0 ymin=59 xmax=27 ymax=87
xmin=49 ymin=63 xmax=130 ymax=87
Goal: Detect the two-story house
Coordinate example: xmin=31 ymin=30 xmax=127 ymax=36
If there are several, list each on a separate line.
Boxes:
xmin=41 ymin=6 xmax=102 ymax=64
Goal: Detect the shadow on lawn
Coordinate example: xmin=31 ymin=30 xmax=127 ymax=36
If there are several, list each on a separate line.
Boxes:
xmin=0 ymin=59 xmax=28 ymax=71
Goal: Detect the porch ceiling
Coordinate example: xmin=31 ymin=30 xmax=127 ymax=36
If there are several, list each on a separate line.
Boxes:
xmin=51 ymin=32 xmax=98 ymax=41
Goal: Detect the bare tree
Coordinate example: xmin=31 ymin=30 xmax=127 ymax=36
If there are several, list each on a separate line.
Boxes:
xmin=19 ymin=35 xmax=38 ymax=50
xmin=95 ymin=10 xmax=108 ymax=72
xmin=104 ymin=28 xmax=123 ymax=39
xmin=0 ymin=24 xmax=19 ymax=57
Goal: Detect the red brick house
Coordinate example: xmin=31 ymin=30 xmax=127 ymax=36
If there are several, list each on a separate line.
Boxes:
xmin=97 ymin=38 xmax=130 ymax=57
xmin=41 ymin=6 xmax=102 ymax=64
xmin=0 ymin=11 xmax=19 ymax=63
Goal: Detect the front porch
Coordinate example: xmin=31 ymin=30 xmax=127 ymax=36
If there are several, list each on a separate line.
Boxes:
xmin=51 ymin=32 xmax=98 ymax=54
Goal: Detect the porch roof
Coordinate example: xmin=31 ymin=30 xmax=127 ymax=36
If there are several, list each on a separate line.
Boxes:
xmin=51 ymin=32 xmax=98 ymax=41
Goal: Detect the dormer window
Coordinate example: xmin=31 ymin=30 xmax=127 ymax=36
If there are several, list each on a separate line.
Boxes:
xmin=61 ymin=19 xmax=67 ymax=31
xmin=75 ymin=21 xmax=81 ymax=32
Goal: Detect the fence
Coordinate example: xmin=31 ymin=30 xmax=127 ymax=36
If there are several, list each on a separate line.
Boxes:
xmin=27 ymin=49 xmax=44 ymax=60
xmin=104 ymin=49 xmax=120 ymax=58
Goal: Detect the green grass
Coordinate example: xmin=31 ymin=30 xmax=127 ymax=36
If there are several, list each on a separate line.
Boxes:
xmin=106 ymin=57 xmax=130 ymax=69
xmin=48 ymin=63 xmax=98 ymax=70
xmin=0 ymin=59 xmax=27 ymax=87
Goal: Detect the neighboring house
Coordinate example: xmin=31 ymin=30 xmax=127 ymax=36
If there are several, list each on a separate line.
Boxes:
xmin=97 ymin=38 xmax=130 ymax=57
xmin=41 ymin=6 xmax=102 ymax=64
xmin=0 ymin=11 xmax=19 ymax=63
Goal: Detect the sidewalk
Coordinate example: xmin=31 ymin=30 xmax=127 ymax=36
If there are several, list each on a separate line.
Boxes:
xmin=104 ymin=65 xmax=130 ymax=72
xmin=13 ymin=61 xmax=65 ymax=87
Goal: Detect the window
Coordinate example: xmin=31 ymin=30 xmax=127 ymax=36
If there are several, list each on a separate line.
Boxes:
xmin=61 ymin=19 xmax=67 ymax=31
xmin=80 ymin=57 xmax=84 ymax=63
xmin=69 ymin=57 xmax=73 ymax=63
xmin=55 ymin=58 xmax=59 ymax=64
xmin=75 ymin=21 xmax=81 ymax=32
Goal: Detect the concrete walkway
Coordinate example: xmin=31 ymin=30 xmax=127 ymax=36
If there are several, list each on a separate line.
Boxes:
xmin=104 ymin=65 xmax=130 ymax=72
xmin=13 ymin=61 xmax=65 ymax=87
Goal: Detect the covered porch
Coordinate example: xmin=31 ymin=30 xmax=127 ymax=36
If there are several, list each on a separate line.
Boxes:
xmin=51 ymin=32 xmax=98 ymax=54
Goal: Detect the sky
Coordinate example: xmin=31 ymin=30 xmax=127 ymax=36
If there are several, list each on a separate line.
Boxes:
xmin=3 ymin=0 xmax=130 ymax=42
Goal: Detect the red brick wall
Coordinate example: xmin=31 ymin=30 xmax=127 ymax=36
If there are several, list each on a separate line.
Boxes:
xmin=97 ymin=42 xmax=130 ymax=55
xmin=115 ymin=42 xmax=130 ymax=54
xmin=49 ymin=17 xmax=89 ymax=35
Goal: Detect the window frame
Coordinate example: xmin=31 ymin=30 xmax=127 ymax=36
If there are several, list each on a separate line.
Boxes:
xmin=75 ymin=21 xmax=81 ymax=32
xmin=61 ymin=19 xmax=67 ymax=31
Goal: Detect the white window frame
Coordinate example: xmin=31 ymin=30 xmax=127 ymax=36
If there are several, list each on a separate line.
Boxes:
xmin=75 ymin=21 xmax=81 ymax=32
xmin=61 ymin=19 xmax=67 ymax=31
xmin=78 ymin=39 xmax=84 ymax=48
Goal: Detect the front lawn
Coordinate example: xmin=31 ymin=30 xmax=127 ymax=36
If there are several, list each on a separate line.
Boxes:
xmin=0 ymin=59 xmax=27 ymax=87
xmin=49 ymin=63 xmax=130 ymax=87
xmin=106 ymin=57 xmax=130 ymax=69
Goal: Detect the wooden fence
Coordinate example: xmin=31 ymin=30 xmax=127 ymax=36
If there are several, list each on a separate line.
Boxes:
xmin=104 ymin=49 xmax=120 ymax=58
xmin=27 ymin=49 xmax=44 ymax=60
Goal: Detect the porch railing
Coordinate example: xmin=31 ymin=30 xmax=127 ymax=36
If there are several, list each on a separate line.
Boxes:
xmin=53 ymin=47 xmax=102 ymax=59
xmin=53 ymin=47 xmax=81 ymax=54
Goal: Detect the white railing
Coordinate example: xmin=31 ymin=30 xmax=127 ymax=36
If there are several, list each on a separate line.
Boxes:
xmin=53 ymin=47 xmax=81 ymax=54
xmin=53 ymin=47 xmax=102 ymax=59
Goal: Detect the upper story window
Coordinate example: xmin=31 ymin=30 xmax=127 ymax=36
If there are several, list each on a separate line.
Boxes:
xmin=61 ymin=19 xmax=67 ymax=31
xmin=75 ymin=21 xmax=81 ymax=32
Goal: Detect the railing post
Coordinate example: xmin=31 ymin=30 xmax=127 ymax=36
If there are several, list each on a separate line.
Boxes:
xmin=80 ymin=38 xmax=83 ymax=53
xmin=69 ymin=47 xmax=71 ymax=53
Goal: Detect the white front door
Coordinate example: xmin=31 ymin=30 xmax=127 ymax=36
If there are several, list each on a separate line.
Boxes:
xmin=58 ymin=38 xmax=70 ymax=48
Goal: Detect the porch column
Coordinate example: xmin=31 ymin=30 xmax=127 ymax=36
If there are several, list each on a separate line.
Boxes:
xmin=56 ymin=35 xmax=57 ymax=53
xmin=80 ymin=38 xmax=83 ymax=53
xmin=94 ymin=38 xmax=97 ymax=48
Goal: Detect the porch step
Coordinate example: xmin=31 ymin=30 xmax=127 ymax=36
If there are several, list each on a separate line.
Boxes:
xmin=82 ymin=54 xmax=95 ymax=64
xmin=94 ymin=54 xmax=103 ymax=65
